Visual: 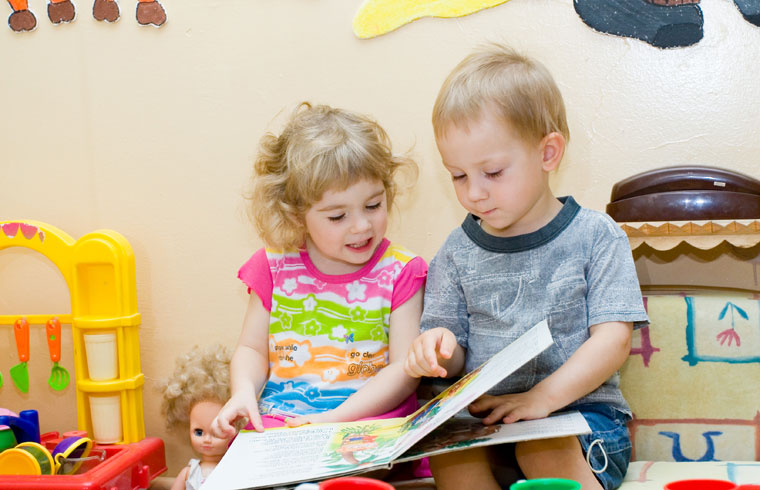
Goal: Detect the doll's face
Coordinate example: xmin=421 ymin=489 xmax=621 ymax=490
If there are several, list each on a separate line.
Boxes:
xmin=189 ymin=400 xmax=231 ymax=463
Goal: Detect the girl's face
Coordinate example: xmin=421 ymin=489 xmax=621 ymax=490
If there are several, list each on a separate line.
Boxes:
xmin=189 ymin=400 xmax=231 ymax=463
xmin=303 ymin=179 xmax=388 ymax=275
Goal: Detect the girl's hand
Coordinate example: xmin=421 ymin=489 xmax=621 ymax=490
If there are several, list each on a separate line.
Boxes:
xmin=211 ymin=392 xmax=263 ymax=437
xmin=468 ymin=391 xmax=552 ymax=425
xmin=404 ymin=327 xmax=458 ymax=378
xmin=285 ymin=411 xmax=335 ymax=428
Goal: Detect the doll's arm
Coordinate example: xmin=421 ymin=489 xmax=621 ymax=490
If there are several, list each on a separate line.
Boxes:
xmin=169 ymin=464 xmax=190 ymax=490
xmin=470 ymin=321 xmax=633 ymax=424
xmin=211 ymin=293 xmax=270 ymax=436
xmin=288 ymin=288 xmax=424 ymax=425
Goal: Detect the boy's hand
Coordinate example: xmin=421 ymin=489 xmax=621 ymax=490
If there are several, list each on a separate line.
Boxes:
xmin=211 ymin=392 xmax=263 ymax=437
xmin=404 ymin=327 xmax=458 ymax=378
xmin=468 ymin=391 xmax=552 ymax=425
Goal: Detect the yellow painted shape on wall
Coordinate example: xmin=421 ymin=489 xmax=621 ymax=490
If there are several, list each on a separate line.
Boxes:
xmin=353 ymin=0 xmax=512 ymax=39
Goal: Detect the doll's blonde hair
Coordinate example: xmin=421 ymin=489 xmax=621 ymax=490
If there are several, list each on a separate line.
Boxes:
xmin=160 ymin=344 xmax=232 ymax=431
xmin=433 ymin=43 xmax=569 ymax=145
xmin=249 ymin=102 xmax=416 ymax=250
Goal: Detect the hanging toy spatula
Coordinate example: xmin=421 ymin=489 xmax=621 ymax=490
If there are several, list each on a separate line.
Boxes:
xmin=10 ymin=318 xmax=30 ymax=393
xmin=46 ymin=318 xmax=70 ymax=391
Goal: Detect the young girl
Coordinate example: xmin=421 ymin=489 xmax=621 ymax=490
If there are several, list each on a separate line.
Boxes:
xmin=161 ymin=344 xmax=235 ymax=490
xmin=211 ymin=102 xmax=427 ymax=437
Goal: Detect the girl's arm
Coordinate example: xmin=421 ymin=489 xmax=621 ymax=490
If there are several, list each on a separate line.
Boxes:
xmin=404 ymin=326 xmax=466 ymax=379
xmin=470 ymin=321 xmax=633 ymax=424
xmin=211 ymin=293 xmax=271 ymax=436
xmin=289 ymin=288 xmax=424 ymax=425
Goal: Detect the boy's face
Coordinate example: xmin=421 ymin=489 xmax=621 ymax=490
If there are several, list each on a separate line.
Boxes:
xmin=436 ymin=110 xmax=561 ymax=237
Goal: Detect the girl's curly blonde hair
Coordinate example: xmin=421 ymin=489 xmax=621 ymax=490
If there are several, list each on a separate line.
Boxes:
xmin=249 ymin=102 xmax=417 ymax=250
xmin=160 ymin=344 xmax=232 ymax=431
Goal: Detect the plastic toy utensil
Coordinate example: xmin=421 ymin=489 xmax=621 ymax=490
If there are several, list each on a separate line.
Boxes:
xmin=52 ymin=435 xmax=93 ymax=474
xmin=46 ymin=318 xmax=70 ymax=391
xmin=10 ymin=318 xmax=30 ymax=393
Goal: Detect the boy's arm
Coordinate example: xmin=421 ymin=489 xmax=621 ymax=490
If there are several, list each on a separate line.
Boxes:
xmin=288 ymin=288 xmax=424 ymax=425
xmin=211 ymin=293 xmax=271 ymax=436
xmin=471 ymin=321 xmax=632 ymax=424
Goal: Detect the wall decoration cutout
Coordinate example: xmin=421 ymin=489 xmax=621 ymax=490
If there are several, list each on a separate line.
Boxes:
xmin=629 ymin=297 xmax=662 ymax=367
xmin=626 ymin=460 xmax=760 ymax=484
xmin=621 ymin=293 xmax=760 ymax=464
xmin=353 ymin=0 xmax=512 ymax=39
xmin=48 ymin=0 xmax=75 ymax=24
xmin=351 ymin=0 xmax=758 ymax=42
xmin=93 ymin=0 xmax=166 ymax=27
xmin=629 ymin=415 xmax=760 ymax=462
xmin=683 ymin=296 xmax=760 ymax=366
xmin=630 ymin=325 xmax=661 ymax=367
xmin=91 ymin=0 xmax=117 ymax=21
xmin=7 ymin=0 xmax=165 ymax=32
xmin=7 ymin=0 xmax=39 ymax=30
xmin=574 ymin=0 xmax=760 ymax=49
xmin=657 ymin=430 xmax=723 ymax=462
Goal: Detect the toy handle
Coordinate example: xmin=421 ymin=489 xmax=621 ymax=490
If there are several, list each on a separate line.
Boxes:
xmin=0 ymin=410 xmax=41 ymax=444
xmin=46 ymin=317 xmax=61 ymax=363
xmin=14 ymin=318 xmax=30 ymax=362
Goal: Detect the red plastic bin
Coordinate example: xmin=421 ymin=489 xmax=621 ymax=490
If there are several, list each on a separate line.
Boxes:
xmin=0 ymin=432 xmax=166 ymax=490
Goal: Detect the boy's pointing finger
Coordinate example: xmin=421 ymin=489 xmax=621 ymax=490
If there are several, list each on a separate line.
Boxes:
xmin=437 ymin=331 xmax=457 ymax=360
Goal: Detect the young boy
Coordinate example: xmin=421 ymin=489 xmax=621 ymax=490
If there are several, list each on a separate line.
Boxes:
xmin=404 ymin=44 xmax=648 ymax=490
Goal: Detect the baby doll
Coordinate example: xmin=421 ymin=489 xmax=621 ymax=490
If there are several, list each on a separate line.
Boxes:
xmin=160 ymin=344 xmax=235 ymax=490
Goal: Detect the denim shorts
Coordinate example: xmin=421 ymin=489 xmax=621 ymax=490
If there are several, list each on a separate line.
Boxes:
xmin=569 ymin=403 xmax=632 ymax=490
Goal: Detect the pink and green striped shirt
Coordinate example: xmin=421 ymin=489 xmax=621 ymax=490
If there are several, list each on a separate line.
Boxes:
xmin=238 ymin=239 xmax=427 ymax=416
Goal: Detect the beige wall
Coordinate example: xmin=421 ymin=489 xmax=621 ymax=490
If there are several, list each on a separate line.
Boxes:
xmin=1 ymin=0 xmax=759 ymax=477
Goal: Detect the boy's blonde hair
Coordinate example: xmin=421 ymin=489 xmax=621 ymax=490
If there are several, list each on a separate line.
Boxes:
xmin=160 ymin=344 xmax=232 ymax=431
xmin=433 ymin=43 xmax=569 ymax=145
xmin=250 ymin=103 xmax=416 ymax=250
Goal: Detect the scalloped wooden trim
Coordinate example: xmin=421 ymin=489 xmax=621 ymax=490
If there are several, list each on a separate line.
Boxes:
xmin=620 ymin=220 xmax=760 ymax=251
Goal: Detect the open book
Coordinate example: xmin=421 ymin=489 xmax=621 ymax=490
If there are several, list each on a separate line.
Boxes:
xmin=201 ymin=320 xmax=591 ymax=490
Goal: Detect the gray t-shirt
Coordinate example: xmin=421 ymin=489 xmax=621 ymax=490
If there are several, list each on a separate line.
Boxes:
xmin=421 ymin=196 xmax=648 ymax=414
